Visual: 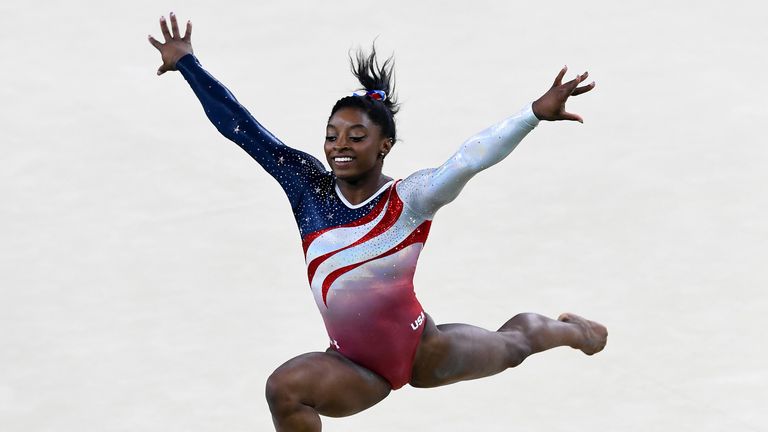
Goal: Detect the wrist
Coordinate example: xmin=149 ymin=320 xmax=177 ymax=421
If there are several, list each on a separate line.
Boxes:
xmin=523 ymin=102 xmax=541 ymax=127
xmin=531 ymin=99 xmax=544 ymax=121
xmin=174 ymin=51 xmax=196 ymax=71
xmin=531 ymin=99 xmax=548 ymax=120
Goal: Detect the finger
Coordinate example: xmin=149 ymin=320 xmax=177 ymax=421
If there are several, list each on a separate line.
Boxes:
xmin=571 ymin=81 xmax=596 ymax=96
xmin=553 ymin=65 xmax=567 ymax=88
xmin=564 ymin=72 xmax=584 ymax=92
xmin=159 ymin=15 xmax=172 ymax=42
xmin=148 ymin=34 xmax=162 ymax=49
xmin=183 ymin=20 xmax=192 ymax=42
xmin=170 ymin=12 xmax=180 ymax=38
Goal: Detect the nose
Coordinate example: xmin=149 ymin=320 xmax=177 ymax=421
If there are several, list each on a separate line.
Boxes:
xmin=333 ymin=136 xmax=352 ymax=150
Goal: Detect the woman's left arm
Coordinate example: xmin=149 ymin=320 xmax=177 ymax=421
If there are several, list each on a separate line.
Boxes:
xmin=398 ymin=66 xmax=595 ymax=219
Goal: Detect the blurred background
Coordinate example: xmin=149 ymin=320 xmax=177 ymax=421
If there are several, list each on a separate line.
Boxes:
xmin=1 ymin=1 xmax=765 ymax=430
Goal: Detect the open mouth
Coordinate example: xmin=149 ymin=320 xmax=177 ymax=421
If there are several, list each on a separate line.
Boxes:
xmin=332 ymin=156 xmax=355 ymax=167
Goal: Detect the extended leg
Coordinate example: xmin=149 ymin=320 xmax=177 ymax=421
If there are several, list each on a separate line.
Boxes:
xmin=410 ymin=312 xmax=607 ymax=388
xmin=266 ymin=350 xmax=391 ymax=431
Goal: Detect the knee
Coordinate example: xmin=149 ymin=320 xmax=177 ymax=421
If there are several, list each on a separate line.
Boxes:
xmin=265 ymin=370 xmax=294 ymax=415
xmin=501 ymin=312 xmax=543 ymax=332
xmin=504 ymin=338 xmax=532 ymax=368
xmin=500 ymin=314 xmax=538 ymax=367
xmin=265 ymin=358 xmax=314 ymax=415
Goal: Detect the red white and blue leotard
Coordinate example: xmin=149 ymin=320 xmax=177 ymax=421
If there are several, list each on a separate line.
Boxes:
xmin=176 ymin=54 xmax=539 ymax=389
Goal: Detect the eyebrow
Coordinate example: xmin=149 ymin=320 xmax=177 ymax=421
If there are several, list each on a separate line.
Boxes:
xmin=326 ymin=124 xmax=367 ymax=130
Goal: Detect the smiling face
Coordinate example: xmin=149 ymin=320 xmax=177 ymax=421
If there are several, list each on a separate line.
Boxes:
xmin=325 ymin=107 xmax=393 ymax=182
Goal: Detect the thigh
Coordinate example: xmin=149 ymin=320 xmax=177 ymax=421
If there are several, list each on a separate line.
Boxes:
xmin=267 ymin=350 xmax=392 ymax=418
xmin=410 ymin=314 xmax=524 ymax=388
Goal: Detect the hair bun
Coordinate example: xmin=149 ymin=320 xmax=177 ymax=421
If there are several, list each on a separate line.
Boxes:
xmin=329 ymin=43 xmax=400 ymax=143
xmin=349 ymin=44 xmax=399 ymax=114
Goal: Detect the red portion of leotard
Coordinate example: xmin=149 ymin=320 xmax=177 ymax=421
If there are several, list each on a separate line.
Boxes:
xmin=302 ymin=182 xmax=433 ymax=389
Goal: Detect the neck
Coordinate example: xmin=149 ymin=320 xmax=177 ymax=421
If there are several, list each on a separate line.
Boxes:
xmin=335 ymin=172 xmax=393 ymax=206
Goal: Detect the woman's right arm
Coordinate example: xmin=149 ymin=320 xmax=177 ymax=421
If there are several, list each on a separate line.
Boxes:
xmin=148 ymin=13 xmax=326 ymax=206
xmin=173 ymin=53 xmax=326 ymax=179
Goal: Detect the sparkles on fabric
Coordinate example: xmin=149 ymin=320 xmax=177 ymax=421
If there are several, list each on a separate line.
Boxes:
xmin=176 ymin=54 xmax=538 ymax=388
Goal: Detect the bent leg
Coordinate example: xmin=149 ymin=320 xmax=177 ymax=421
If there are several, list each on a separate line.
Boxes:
xmin=410 ymin=312 xmax=607 ymax=388
xmin=266 ymin=350 xmax=391 ymax=431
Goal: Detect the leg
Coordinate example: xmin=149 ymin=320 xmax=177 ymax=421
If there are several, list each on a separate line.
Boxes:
xmin=410 ymin=312 xmax=607 ymax=388
xmin=265 ymin=350 xmax=391 ymax=432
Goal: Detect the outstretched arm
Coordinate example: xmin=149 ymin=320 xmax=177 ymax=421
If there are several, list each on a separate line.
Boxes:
xmin=399 ymin=66 xmax=595 ymax=218
xmin=148 ymin=13 xmax=325 ymax=207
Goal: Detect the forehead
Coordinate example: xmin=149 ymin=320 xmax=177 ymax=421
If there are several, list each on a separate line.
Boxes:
xmin=327 ymin=107 xmax=374 ymax=129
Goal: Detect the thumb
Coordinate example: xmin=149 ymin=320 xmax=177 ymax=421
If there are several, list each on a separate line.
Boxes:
xmin=561 ymin=111 xmax=584 ymax=123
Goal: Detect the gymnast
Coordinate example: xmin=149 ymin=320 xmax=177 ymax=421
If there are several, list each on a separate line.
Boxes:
xmin=149 ymin=12 xmax=607 ymax=431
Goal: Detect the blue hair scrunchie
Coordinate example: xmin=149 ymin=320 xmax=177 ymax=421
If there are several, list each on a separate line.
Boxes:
xmin=352 ymin=89 xmax=386 ymax=101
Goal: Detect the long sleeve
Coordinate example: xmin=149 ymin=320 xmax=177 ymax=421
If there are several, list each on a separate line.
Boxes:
xmin=176 ymin=54 xmax=327 ymax=208
xmin=397 ymin=103 xmax=540 ymax=218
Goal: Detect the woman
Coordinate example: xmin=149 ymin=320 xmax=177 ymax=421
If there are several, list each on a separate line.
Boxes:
xmin=149 ymin=13 xmax=607 ymax=431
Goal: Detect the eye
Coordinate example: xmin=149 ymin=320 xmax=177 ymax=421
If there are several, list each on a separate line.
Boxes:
xmin=350 ymin=136 xmax=366 ymax=142
xmin=325 ymin=136 xmax=337 ymax=142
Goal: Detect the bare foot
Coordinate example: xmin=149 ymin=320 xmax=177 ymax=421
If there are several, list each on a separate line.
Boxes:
xmin=558 ymin=313 xmax=608 ymax=355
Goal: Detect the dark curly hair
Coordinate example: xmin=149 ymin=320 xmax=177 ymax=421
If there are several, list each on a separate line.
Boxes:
xmin=329 ymin=44 xmax=400 ymax=142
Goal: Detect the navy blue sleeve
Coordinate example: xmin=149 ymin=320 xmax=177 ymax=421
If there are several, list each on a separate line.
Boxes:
xmin=176 ymin=53 xmax=327 ymax=208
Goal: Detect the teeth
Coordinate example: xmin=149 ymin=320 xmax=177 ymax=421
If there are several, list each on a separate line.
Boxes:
xmin=334 ymin=157 xmax=353 ymax=162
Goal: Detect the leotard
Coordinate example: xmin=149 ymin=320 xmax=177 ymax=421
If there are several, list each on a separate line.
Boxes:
xmin=176 ymin=54 xmax=539 ymax=389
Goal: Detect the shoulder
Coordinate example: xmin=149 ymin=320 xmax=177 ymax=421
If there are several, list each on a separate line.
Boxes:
xmin=394 ymin=170 xmax=438 ymax=220
xmin=396 ymin=168 xmax=436 ymax=196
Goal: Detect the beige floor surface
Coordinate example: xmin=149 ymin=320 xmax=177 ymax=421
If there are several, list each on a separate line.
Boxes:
xmin=1 ymin=1 xmax=766 ymax=431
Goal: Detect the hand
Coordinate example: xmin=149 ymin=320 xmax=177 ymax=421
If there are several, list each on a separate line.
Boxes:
xmin=148 ymin=12 xmax=193 ymax=76
xmin=532 ymin=66 xmax=595 ymax=123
